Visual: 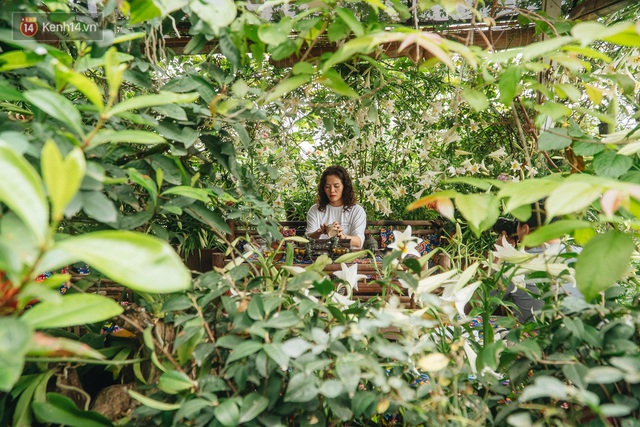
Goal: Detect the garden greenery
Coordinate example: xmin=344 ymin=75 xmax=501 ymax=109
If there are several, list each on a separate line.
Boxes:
xmin=0 ymin=0 xmax=640 ymax=426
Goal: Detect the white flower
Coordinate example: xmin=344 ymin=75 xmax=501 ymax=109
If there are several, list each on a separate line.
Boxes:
xmin=360 ymin=175 xmax=372 ymax=188
xmin=418 ymin=149 xmax=430 ymax=160
xmin=377 ymin=198 xmax=393 ymax=216
xmin=441 ymin=280 xmax=481 ymax=319
xmin=447 ymin=166 xmax=458 ymax=176
xmin=525 ymin=165 xmax=538 ymax=177
xmin=431 ymin=102 xmax=443 ymax=114
xmin=387 ymin=226 xmax=423 ymax=259
xmin=510 ymin=160 xmax=522 ymax=171
xmin=492 ymin=237 xmax=533 ymax=264
xmin=393 ymin=186 xmax=408 ymax=198
xmin=479 ymin=160 xmax=489 ymax=173
xmin=469 ymin=121 xmax=479 ymax=132
xmin=331 ymin=291 xmax=356 ymax=308
xmin=488 ymin=147 xmax=507 ymax=159
xmin=468 ymin=163 xmax=480 ymax=174
xmin=273 ymin=196 xmax=284 ymax=209
xmin=333 ymin=263 xmax=367 ymax=294
xmin=35 ymin=46 xmax=47 ymax=56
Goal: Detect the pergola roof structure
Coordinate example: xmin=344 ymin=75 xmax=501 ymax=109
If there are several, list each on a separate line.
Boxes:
xmin=161 ymin=0 xmax=634 ymax=67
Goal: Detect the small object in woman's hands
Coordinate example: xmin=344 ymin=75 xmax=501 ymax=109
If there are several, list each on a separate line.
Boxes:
xmin=327 ymin=225 xmax=339 ymax=237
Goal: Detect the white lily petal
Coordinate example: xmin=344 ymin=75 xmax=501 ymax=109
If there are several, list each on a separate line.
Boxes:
xmin=281 ymin=265 xmax=307 ymax=275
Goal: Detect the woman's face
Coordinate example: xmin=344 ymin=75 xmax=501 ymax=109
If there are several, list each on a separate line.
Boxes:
xmin=324 ymin=174 xmax=344 ymax=206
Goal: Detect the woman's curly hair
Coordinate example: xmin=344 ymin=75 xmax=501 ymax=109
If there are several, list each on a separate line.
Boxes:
xmin=317 ymin=165 xmax=357 ymax=212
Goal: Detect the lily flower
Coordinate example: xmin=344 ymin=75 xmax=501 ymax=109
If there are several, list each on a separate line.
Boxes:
xmin=438 ymin=280 xmax=482 ymax=320
xmin=488 ymin=147 xmax=507 ymax=159
xmin=333 ymin=263 xmax=367 ymax=294
xmin=331 ymin=290 xmax=356 ymax=308
xmin=492 ymin=236 xmax=533 ymax=264
xmin=438 ymin=263 xmax=482 ymax=319
xmin=387 ymin=225 xmax=423 ymax=259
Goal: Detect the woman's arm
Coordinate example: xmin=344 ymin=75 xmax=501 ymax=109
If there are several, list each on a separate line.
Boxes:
xmin=339 ymin=205 xmax=366 ymax=248
xmin=306 ymin=205 xmax=327 ymax=238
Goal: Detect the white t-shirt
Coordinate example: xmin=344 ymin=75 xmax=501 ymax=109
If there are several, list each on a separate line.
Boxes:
xmin=306 ymin=204 xmax=367 ymax=248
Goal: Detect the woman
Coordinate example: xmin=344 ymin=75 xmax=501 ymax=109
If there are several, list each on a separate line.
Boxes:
xmin=306 ymin=165 xmax=366 ymax=249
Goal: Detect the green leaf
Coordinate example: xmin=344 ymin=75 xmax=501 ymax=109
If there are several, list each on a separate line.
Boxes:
xmin=0 ymin=146 xmax=48 ymax=244
xmin=0 ymin=318 xmax=31 ymax=392
xmin=520 ymin=376 xmax=568 ymax=401
xmin=322 ymin=33 xmax=380 ymax=72
xmin=334 ymin=250 xmax=367 ymax=264
xmin=128 ymin=389 xmax=181 ymax=411
xmin=573 ymin=140 xmax=604 ymax=156
xmin=226 ymin=341 xmax=263 ymax=363
xmin=0 ymin=50 xmax=44 ymax=72
xmin=88 ymin=130 xmax=166 ymax=149
xmin=32 ymin=393 xmax=112 ymax=427
xmin=81 ymin=191 xmax=118 ymax=224
xmin=336 ymin=7 xmax=364 ymax=37
xmin=128 ymin=168 xmax=158 ymax=204
xmin=318 ymin=69 xmax=358 ymax=98
xmin=263 ymin=343 xmax=290 ymax=370
xmin=265 ymin=75 xmax=312 ymax=103
xmin=190 ymin=0 xmax=237 ymax=36
xmin=161 ymin=186 xmax=212 ymax=203
xmin=584 ymin=366 xmax=625 ymax=384
xmin=600 ymin=22 xmax=640 ymax=47
xmin=498 ymin=66 xmax=522 ymax=106
xmin=104 ymin=47 xmax=126 ymax=98
xmin=185 ymin=203 xmax=231 ymax=234
xmin=593 ymin=151 xmax=633 ymax=178
xmin=535 ymin=101 xmax=572 ymax=121
xmin=213 ymin=399 xmax=240 ymax=427
xmin=562 ymin=363 xmax=588 ymax=389
xmin=455 ymin=193 xmax=500 ymax=236
xmin=522 ymin=36 xmax=573 ymax=61
xmin=21 ymin=294 xmax=124 ymax=329
xmin=546 ymin=181 xmax=604 ymax=218
xmin=327 ymin=20 xmax=350 ymax=42
xmin=55 ymin=65 xmax=104 ymax=111
xmin=107 ymin=92 xmax=199 ymax=118
xmin=554 ymin=83 xmax=582 ymax=102
xmin=462 ymin=88 xmax=489 ymax=112
xmin=319 ymin=379 xmax=345 ymax=399
xmin=284 ymin=373 xmax=318 ymax=402
xmin=575 ymin=231 xmax=635 ymax=301
xmin=293 ymin=61 xmax=315 ymax=75
xmin=498 ymin=178 xmax=562 ymax=213
xmin=538 ymin=128 xmax=572 ymax=150
xmin=129 ymin=0 xmax=162 ymax=24
xmin=258 ymin=20 xmax=292 ymax=46
xmin=41 ymin=141 xmax=86 ymax=222
xmin=521 ymin=220 xmax=593 ymax=248
xmin=27 ymin=334 xmax=105 ymax=359
xmin=313 ymin=278 xmax=335 ymax=297
xmin=41 ymin=231 xmax=191 ymax=293
xmin=238 ymin=393 xmax=269 ymax=423
xmin=24 ymin=90 xmax=85 ymax=137
xmin=158 ymin=370 xmax=195 ymax=394
xmin=263 ymin=311 xmax=300 ymax=329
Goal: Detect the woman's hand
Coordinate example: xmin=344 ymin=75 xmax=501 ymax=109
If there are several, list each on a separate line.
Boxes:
xmin=331 ymin=222 xmax=343 ymax=238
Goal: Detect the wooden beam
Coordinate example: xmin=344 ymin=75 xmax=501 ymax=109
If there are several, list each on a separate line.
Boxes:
xmin=268 ymin=25 xmax=538 ymax=68
xmin=568 ymin=0 xmax=634 ymax=20
xmin=162 ymin=25 xmax=537 ymax=66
